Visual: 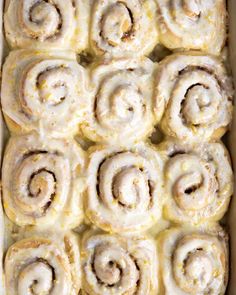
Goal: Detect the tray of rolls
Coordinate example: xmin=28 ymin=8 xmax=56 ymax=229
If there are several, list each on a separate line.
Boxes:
xmin=0 ymin=0 xmax=235 ymax=294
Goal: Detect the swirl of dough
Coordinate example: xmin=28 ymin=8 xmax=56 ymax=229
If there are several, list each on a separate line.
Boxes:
xmin=90 ymin=0 xmax=158 ymax=57
xmin=81 ymin=233 xmax=158 ymax=295
xmin=156 ymin=0 xmax=226 ymax=55
xmin=158 ymin=226 xmax=228 ymax=295
xmin=1 ymin=50 xmax=88 ymax=137
xmin=4 ymin=0 xmax=89 ymax=51
xmin=155 ymin=52 xmax=233 ymax=142
xmin=2 ymin=133 xmax=85 ymax=229
xmin=81 ymin=58 xmax=157 ymax=143
xmin=158 ymin=140 xmax=233 ymax=224
xmin=85 ymin=143 xmax=164 ymax=233
xmin=4 ymin=233 xmax=81 ymax=295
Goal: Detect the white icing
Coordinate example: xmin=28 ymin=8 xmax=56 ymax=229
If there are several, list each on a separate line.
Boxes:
xmin=82 ymin=233 xmax=158 ymax=295
xmin=81 ymin=57 xmax=158 ymax=144
xmin=157 ymin=0 xmax=226 ymax=54
xmin=1 ymin=50 xmax=89 ymax=137
xmin=90 ymin=0 xmax=158 ymax=57
xmin=5 ymin=233 xmax=81 ymax=295
xmin=4 ymin=0 xmax=89 ymax=51
xmin=159 ymin=140 xmax=233 ymax=224
xmin=159 ymin=227 xmax=228 ymax=295
xmin=2 ymin=133 xmax=86 ymax=230
xmin=85 ymin=143 xmax=164 ymax=233
xmin=156 ymin=52 xmax=233 ymax=142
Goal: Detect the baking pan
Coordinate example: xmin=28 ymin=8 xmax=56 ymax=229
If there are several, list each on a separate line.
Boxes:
xmin=0 ymin=1 xmax=235 ymax=294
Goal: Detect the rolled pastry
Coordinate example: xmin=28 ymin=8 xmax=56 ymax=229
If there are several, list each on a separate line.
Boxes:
xmin=157 ymin=0 xmax=226 ymax=55
xmin=158 ymin=226 xmax=228 ymax=295
xmin=81 ymin=57 xmax=158 ymax=144
xmin=2 ymin=133 xmax=85 ymax=229
xmin=156 ymin=52 xmax=233 ymax=142
xmin=158 ymin=140 xmax=233 ymax=224
xmin=81 ymin=232 xmax=158 ymax=295
xmin=1 ymin=50 xmax=88 ymax=137
xmin=4 ymin=232 xmax=80 ymax=295
xmin=4 ymin=0 xmax=89 ymax=51
xmin=85 ymin=143 xmax=164 ymax=233
xmin=89 ymin=0 xmax=158 ymax=57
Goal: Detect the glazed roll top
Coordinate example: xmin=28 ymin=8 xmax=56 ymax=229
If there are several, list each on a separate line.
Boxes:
xmin=1 ymin=50 xmax=88 ymax=137
xmin=89 ymin=0 xmax=158 ymax=57
xmin=157 ymin=0 xmax=226 ymax=55
xmin=158 ymin=226 xmax=228 ymax=295
xmin=81 ymin=57 xmax=158 ymax=144
xmin=2 ymin=133 xmax=85 ymax=229
xmin=85 ymin=143 xmax=164 ymax=233
xmin=156 ymin=52 xmax=233 ymax=142
xmin=159 ymin=140 xmax=233 ymax=224
xmin=4 ymin=0 xmax=89 ymax=51
xmin=81 ymin=233 xmax=158 ymax=295
xmin=4 ymin=233 xmax=81 ymax=295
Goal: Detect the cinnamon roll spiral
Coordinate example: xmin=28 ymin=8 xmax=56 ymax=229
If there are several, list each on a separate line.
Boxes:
xmin=81 ymin=232 xmax=158 ymax=295
xmin=81 ymin=58 xmax=157 ymax=144
xmin=4 ymin=0 xmax=89 ymax=51
xmin=156 ymin=52 xmax=233 ymax=142
xmin=157 ymin=0 xmax=227 ymax=55
xmin=159 ymin=140 xmax=233 ymax=224
xmin=85 ymin=143 xmax=164 ymax=233
xmin=90 ymin=0 xmax=158 ymax=57
xmin=158 ymin=226 xmax=228 ymax=295
xmin=2 ymin=133 xmax=85 ymax=229
xmin=4 ymin=233 xmax=81 ymax=295
xmin=2 ymin=50 xmax=88 ymax=137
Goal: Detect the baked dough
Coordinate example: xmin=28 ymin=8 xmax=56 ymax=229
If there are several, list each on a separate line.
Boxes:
xmin=2 ymin=133 xmax=86 ymax=229
xmin=157 ymin=0 xmax=226 ymax=55
xmin=158 ymin=226 xmax=228 ymax=295
xmin=158 ymin=139 xmax=233 ymax=224
xmin=81 ymin=231 xmax=158 ymax=295
xmin=85 ymin=143 xmax=164 ymax=233
xmin=89 ymin=0 xmax=158 ymax=57
xmin=81 ymin=57 xmax=158 ymax=144
xmin=4 ymin=0 xmax=89 ymax=52
xmin=4 ymin=232 xmax=81 ymax=295
xmin=1 ymin=50 xmax=88 ymax=137
xmin=156 ymin=52 xmax=233 ymax=142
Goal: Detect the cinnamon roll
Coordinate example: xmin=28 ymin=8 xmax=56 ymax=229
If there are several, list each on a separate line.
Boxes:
xmin=85 ymin=143 xmax=164 ymax=233
xmin=4 ymin=0 xmax=89 ymax=51
xmin=158 ymin=140 xmax=233 ymax=224
xmin=158 ymin=226 xmax=228 ymax=295
xmin=2 ymin=133 xmax=85 ymax=229
xmin=157 ymin=0 xmax=227 ymax=55
xmin=4 ymin=232 xmax=80 ymax=295
xmin=156 ymin=52 xmax=233 ymax=142
xmin=81 ymin=57 xmax=158 ymax=144
xmin=2 ymin=50 xmax=88 ymax=137
xmin=81 ymin=232 xmax=158 ymax=295
xmin=90 ymin=0 xmax=158 ymax=57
